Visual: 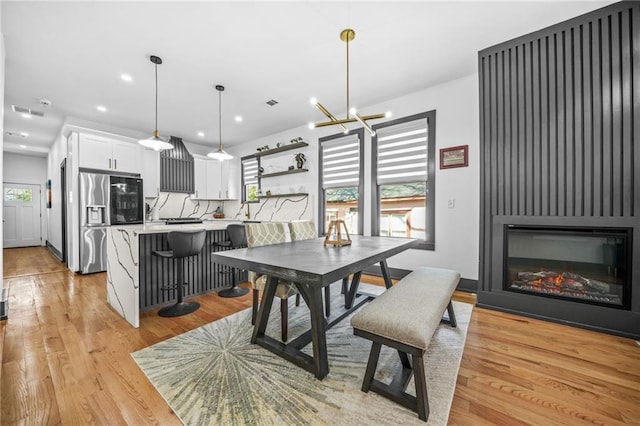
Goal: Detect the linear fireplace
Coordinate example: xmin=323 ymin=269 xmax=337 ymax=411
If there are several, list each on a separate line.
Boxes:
xmin=504 ymin=226 xmax=631 ymax=309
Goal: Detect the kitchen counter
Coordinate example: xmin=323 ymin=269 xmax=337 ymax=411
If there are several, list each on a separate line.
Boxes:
xmin=115 ymin=220 xmax=239 ymax=234
xmin=106 ymin=220 xmax=245 ymax=328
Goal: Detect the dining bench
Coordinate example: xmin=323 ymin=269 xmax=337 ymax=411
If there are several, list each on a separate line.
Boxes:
xmin=350 ymin=266 xmax=460 ymax=422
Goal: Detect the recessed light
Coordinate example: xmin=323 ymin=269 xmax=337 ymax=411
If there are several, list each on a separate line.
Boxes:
xmin=21 ymin=113 xmax=32 ymax=119
xmin=19 ymin=145 xmax=27 ymax=149
xmin=20 ymin=132 xmax=29 ymax=137
xmin=121 ymin=73 xmax=133 ymax=82
xmin=234 ymin=116 xmax=243 ymax=123
xmin=97 ymin=105 xmax=107 ymax=112
xmin=197 ymin=132 xmax=205 ymax=137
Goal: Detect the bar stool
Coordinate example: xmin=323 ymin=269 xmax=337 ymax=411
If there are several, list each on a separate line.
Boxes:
xmin=214 ymin=224 xmax=250 ymax=298
xmin=152 ymin=229 xmax=206 ymax=317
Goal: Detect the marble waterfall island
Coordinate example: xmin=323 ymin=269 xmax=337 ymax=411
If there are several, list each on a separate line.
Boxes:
xmin=106 ymin=221 xmax=239 ymax=328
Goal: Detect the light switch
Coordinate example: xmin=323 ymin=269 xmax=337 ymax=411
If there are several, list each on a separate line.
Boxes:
xmin=448 ymin=199 xmax=455 ymax=209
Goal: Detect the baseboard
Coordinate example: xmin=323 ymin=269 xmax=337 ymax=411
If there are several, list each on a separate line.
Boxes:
xmin=363 ymin=265 xmax=478 ymax=293
xmin=46 ymin=241 xmax=63 ymax=261
xmin=0 ymin=288 xmax=8 ymax=320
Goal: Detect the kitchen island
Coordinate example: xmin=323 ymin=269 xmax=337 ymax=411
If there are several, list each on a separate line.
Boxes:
xmin=106 ymin=220 xmax=244 ymax=327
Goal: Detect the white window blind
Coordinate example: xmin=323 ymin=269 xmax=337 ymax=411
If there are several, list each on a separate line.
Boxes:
xmin=322 ymin=133 xmax=361 ymax=189
xmin=242 ymin=158 xmax=258 ymax=186
xmin=376 ymin=117 xmax=428 ymax=184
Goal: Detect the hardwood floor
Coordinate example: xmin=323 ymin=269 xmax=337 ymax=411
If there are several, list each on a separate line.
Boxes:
xmin=2 ymin=247 xmax=639 ymax=425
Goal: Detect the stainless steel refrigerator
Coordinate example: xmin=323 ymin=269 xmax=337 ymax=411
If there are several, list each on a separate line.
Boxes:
xmin=79 ymin=172 xmax=110 ymax=274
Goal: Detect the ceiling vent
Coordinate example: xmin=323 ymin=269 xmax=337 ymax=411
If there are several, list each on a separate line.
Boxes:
xmin=11 ymin=105 xmax=44 ymax=117
xmin=265 ymin=99 xmax=278 ymax=106
xmin=5 ymin=131 xmax=27 ymax=138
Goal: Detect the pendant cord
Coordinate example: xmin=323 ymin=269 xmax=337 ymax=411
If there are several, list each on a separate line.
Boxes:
xmin=218 ymin=89 xmax=222 ymax=150
xmin=154 ymin=63 xmax=158 ymax=133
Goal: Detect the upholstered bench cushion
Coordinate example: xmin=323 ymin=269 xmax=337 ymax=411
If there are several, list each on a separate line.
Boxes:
xmin=351 ymin=267 xmax=460 ymax=350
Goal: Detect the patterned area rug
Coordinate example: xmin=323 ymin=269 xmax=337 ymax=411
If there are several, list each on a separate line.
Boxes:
xmin=132 ymin=283 xmax=473 ymax=425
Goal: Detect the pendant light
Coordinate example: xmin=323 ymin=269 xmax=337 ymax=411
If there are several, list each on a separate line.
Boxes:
xmin=138 ymin=55 xmax=174 ymax=151
xmin=310 ymin=29 xmax=391 ymax=136
xmin=207 ymin=85 xmax=233 ymax=161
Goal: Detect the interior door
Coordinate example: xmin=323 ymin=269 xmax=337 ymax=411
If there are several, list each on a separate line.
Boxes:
xmin=3 ymin=183 xmax=42 ymax=248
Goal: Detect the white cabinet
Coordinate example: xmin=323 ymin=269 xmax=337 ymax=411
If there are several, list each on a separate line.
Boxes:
xmin=192 ymin=157 xmax=209 ymax=199
xmin=142 ymin=149 xmax=160 ymax=198
xmin=191 ymin=157 xmax=237 ymax=200
xmin=78 ymin=134 xmax=142 ymax=174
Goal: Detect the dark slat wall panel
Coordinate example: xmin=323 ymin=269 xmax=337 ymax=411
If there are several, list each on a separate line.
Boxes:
xmin=138 ymin=230 xmax=247 ymax=311
xmin=479 ymin=2 xmax=640 ymax=294
xmin=160 ymin=136 xmax=195 ymax=193
xmin=479 ymin=4 xmax=638 ymax=219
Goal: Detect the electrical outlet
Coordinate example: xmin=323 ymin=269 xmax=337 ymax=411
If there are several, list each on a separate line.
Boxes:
xmin=448 ymin=199 xmax=455 ymax=209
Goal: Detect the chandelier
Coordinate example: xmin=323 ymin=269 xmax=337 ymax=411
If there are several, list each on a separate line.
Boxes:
xmin=310 ymin=29 xmax=390 ymax=136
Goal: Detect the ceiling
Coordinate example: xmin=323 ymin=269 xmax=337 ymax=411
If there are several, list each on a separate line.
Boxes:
xmin=2 ymin=1 xmax=612 ymax=158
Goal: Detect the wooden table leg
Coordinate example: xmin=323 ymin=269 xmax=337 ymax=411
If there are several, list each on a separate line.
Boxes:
xmin=380 ymin=259 xmax=393 ymax=289
xmin=345 ymin=271 xmax=362 ymax=309
xmin=306 ymin=285 xmax=329 ymax=379
xmin=251 ymin=276 xmax=278 ymax=344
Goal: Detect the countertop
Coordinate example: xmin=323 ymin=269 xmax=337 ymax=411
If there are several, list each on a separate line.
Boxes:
xmin=112 ymin=220 xmax=241 ymax=234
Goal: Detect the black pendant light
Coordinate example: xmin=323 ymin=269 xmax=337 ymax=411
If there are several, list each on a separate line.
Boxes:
xmin=138 ymin=55 xmax=173 ymax=151
xmin=207 ymin=84 xmax=233 ymax=161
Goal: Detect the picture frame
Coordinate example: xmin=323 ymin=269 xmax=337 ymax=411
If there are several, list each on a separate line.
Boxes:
xmin=440 ymin=145 xmax=468 ymax=169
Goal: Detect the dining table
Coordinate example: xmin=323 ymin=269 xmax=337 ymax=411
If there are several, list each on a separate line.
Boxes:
xmin=210 ymin=234 xmax=418 ymax=379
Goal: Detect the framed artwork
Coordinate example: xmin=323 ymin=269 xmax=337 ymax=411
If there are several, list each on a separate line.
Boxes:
xmin=440 ymin=145 xmax=468 ymax=169
xmin=46 ymin=179 xmax=52 ymax=208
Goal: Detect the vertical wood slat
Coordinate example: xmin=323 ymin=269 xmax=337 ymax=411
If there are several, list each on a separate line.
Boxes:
xmin=138 ymin=229 xmax=247 ymax=311
xmin=620 ymin=8 xmax=633 ymax=217
xmin=479 ymin=3 xmax=637 ymax=220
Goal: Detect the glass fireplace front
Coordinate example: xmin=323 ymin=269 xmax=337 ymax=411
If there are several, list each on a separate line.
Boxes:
xmin=504 ymin=226 xmax=631 ymax=309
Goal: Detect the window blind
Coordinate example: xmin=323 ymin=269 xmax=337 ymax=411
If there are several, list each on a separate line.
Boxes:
xmin=321 ymin=133 xmax=361 ymax=189
xmin=242 ymin=158 xmax=258 ymax=186
xmin=376 ymin=118 xmax=428 ymax=184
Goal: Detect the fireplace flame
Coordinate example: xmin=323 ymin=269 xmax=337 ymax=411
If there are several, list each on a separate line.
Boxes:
xmin=555 ymin=274 xmax=564 ymax=286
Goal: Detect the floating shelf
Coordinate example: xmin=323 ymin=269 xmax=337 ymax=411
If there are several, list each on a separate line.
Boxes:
xmin=253 ymin=141 xmax=309 ymax=158
xmin=258 ymin=192 xmax=309 ymax=199
xmin=257 ymin=168 xmax=308 ymax=179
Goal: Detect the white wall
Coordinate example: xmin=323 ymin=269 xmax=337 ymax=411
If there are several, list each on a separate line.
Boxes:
xmin=230 ymin=73 xmax=480 ymax=280
xmin=45 ymin=131 xmax=67 ymax=255
xmin=3 ymin=152 xmax=48 ymax=245
xmin=1 ymin=12 xmax=5 ymax=289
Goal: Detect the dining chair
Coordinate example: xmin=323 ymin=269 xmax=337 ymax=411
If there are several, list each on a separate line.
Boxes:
xmin=245 ymin=222 xmax=300 ymax=342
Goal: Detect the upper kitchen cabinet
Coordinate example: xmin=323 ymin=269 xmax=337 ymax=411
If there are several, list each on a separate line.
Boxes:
xmin=78 ymin=134 xmax=142 ymax=174
xmin=191 ymin=157 xmax=237 ymax=200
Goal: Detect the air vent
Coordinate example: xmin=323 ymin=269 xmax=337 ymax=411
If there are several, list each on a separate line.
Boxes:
xmin=5 ymin=131 xmax=27 ymax=138
xmin=265 ymin=99 xmax=278 ymax=106
xmin=11 ymin=105 xmax=44 ymax=117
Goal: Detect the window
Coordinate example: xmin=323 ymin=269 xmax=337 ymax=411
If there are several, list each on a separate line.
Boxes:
xmin=372 ymin=111 xmax=436 ymax=249
xmin=241 ymin=156 xmax=259 ymax=202
xmin=4 ymin=187 xmax=33 ymax=202
xmin=318 ymin=129 xmax=364 ymax=235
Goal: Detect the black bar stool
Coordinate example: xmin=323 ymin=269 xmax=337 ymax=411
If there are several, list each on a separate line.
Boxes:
xmin=214 ymin=224 xmax=250 ymax=298
xmin=153 ymin=229 xmax=206 ymax=317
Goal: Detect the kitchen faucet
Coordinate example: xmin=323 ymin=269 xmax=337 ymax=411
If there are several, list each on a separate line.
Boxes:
xmin=241 ymin=201 xmax=250 ymax=219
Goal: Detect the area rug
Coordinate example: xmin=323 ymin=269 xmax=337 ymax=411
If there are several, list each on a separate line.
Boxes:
xmin=132 ymin=283 xmax=473 ymax=425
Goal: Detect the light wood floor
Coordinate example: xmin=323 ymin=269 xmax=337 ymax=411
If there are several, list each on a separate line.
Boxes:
xmin=1 ymin=247 xmax=639 ymax=425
